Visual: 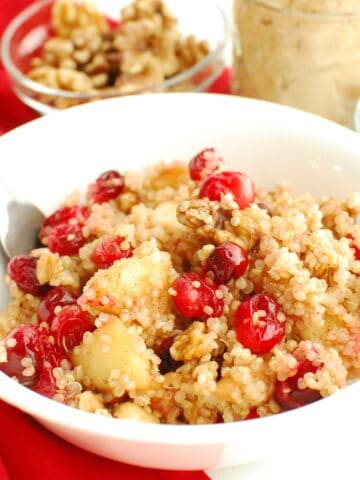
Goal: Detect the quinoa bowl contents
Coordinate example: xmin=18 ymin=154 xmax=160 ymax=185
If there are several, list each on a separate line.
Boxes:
xmin=1 ymin=0 xmax=227 ymax=113
xmin=1 ymin=147 xmax=359 ymax=425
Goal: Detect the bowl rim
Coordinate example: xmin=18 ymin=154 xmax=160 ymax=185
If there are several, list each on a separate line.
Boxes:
xmin=1 ymin=93 xmax=360 ymax=446
xmin=1 ymin=369 xmax=358 ymax=445
xmin=1 ymin=0 xmax=229 ymax=100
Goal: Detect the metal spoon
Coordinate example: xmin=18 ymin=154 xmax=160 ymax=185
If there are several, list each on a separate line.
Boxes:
xmin=0 ymin=178 xmax=45 ymax=258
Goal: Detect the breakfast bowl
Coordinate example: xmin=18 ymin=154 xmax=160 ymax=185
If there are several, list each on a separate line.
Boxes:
xmin=1 ymin=0 xmax=228 ymax=114
xmin=0 ymin=94 xmax=360 ymax=471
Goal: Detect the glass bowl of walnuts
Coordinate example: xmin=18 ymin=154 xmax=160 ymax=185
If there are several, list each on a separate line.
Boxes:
xmin=1 ymin=0 xmax=229 ymax=113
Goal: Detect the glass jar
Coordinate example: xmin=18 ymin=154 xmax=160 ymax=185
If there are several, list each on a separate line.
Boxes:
xmin=232 ymin=0 xmax=360 ymax=128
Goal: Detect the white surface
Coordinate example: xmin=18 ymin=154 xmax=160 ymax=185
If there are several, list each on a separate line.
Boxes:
xmin=0 ymin=94 xmax=360 ymax=472
xmin=209 ymin=432 xmax=358 ymax=479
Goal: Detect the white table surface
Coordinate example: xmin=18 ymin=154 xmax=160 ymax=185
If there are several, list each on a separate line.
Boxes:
xmin=207 ymin=417 xmax=357 ymax=479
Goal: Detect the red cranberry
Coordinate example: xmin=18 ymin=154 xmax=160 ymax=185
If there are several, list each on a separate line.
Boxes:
xmin=353 ymin=246 xmax=360 ymax=261
xmin=245 ymin=408 xmax=259 ymax=420
xmin=91 ymin=236 xmax=133 ymax=269
xmin=38 ymin=287 xmax=78 ymax=326
xmin=105 ymin=16 xmax=120 ymax=29
xmin=205 ymin=241 xmax=248 ymax=284
xmin=171 ymin=272 xmax=224 ymax=320
xmin=47 ymin=224 xmax=85 ymax=256
xmin=87 ymin=170 xmax=125 ymax=204
xmin=33 ymin=367 xmax=58 ymax=398
xmin=199 ymin=171 xmax=256 ymax=209
xmin=274 ymin=360 xmax=322 ymax=410
xmin=41 ymin=340 xmax=67 ymax=368
xmin=235 ymin=294 xmax=285 ymax=355
xmin=0 ymin=325 xmax=46 ymax=386
xmin=34 ymin=341 xmax=67 ymax=398
xmin=39 ymin=206 xmax=89 ymax=241
xmin=216 ymin=413 xmax=224 ymax=423
xmin=189 ymin=148 xmax=224 ymax=181
xmin=155 ymin=337 xmax=183 ymax=375
xmin=7 ymin=255 xmax=47 ymax=296
xmin=50 ymin=305 xmax=94 ymax=354
xmin=348 ymin=235 xmax=360 ymax=261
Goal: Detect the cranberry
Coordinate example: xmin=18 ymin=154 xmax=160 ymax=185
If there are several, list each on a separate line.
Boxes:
xmin=33 ymin=367 xmax=58 ymax=398
xmin=50 ymin=305 xmax=94 ymax=354
xmin=7 ymin=255 xmax=47 ymax=296
xmin=34 ymin=341 xmax=66 ymax=398
xmin=106 ymin=17 xmax=120 ymax=29
xmin=87 ymin=170 xmax=125 ymax=204
xmin=91 ymin=236 xmax=134 ymax=269
xmin=0 ymin=325 xmax=46 ymax=386
xmin=348 ymin=235 xmax=360 ymax=261
xmin=353 ymin=246 xmax=360 ymax=261
xmin=41 ymin=340 xmax=67 ymax=368
xmin=216 ymin=413 xmax=224 ymax=423
xmin=245 ymin=408 xmax=259 ymax=420
xmin=171 ymin=272 xmax=224 ymax=320
xmin=205 ymin=241 xmax=248 ymax=284
xmin=189 ymin=148 xmax=224 ymax=181
xmin=39 ymin=206 xmax=89 ymax=241
xmin=199 ymin=171 xmax=256 ymax=209
xmin=47 ymin=224 xmax=85 ymax=256
xmin=235 ymin=294 xmax=285 ymax=355
xmin=274 ymin=360 xmax=322 ymax=410
xmin=155 ymin=337 xmax=183 ymax=375
xmin=38 ymin=287 xmax=78 ymax=326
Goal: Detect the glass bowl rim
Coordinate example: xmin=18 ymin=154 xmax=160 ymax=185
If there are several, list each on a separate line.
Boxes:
xmin=244 ymin=0 xmax=360 ymax=19
xmin=1 ymin=0 xmax=229 ymax=100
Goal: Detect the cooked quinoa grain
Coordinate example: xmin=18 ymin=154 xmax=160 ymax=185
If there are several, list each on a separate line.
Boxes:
xmin=0 ymin=148 xmax=359 ymax=423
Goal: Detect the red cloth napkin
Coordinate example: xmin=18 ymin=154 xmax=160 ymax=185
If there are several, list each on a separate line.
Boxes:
xmin=0 ymin=1 xmax=230 ymax=478
xmin=0 ymin=400 xmax=211 ymax=480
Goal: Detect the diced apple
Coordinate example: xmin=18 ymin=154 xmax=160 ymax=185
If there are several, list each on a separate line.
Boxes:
xmin=72 ymin=316 xmax=153 ymax=394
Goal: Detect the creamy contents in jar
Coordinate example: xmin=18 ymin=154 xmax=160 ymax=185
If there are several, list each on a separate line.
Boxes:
xmin=262 ymin=0 xmax=360 ymax=12
xmin=233 ymin=0 xmax=360 ymax=127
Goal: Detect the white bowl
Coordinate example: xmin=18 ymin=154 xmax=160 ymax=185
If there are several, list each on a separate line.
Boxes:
xmin=0 ymin=94 xmax=359 ymax=471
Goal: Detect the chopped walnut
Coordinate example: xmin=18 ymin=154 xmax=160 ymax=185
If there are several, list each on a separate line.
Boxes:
xmin=176 ymin=197 xmax=240 ymax=246
xmin=177 ymin=198 xmax=265 ymax=250
xmin=170 ymin=321 xmax=217 ymax=361
xmin=177 ymin=198 xmax=222 ymax=231
xmin=26 ymin=0 xmax=211 ymax=107
xmin=52 ymin=0 xmax=109 ymax=38
xmin=35 ymin=249 xmax=81 ymax=289
xmin=28 ymin=66 xmax=93 ymax=92
xmin=176 ymin=36 xmax=210 ymax=70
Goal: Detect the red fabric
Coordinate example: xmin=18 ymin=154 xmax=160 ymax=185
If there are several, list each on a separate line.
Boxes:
xmin=0 ymin=400 xmax=210 ymax=480
xmin=0 ymin=2 xmax=228 ymax=478
xmin=0 ymin=0 xmax=38 ymax=134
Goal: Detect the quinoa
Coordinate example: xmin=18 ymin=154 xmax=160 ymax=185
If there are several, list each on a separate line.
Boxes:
xmin=0 ymin=150 xmax=359 ymax=424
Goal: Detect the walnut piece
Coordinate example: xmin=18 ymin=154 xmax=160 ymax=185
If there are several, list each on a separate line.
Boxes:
xmin=52 ymin=0 xmax=109 ymax=38
xmin=170 ymin=322 xmax=217 ymax=361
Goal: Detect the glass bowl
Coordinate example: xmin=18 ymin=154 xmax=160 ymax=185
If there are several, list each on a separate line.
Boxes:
xmin=1 ymin=0 xmax=229 ymax=114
